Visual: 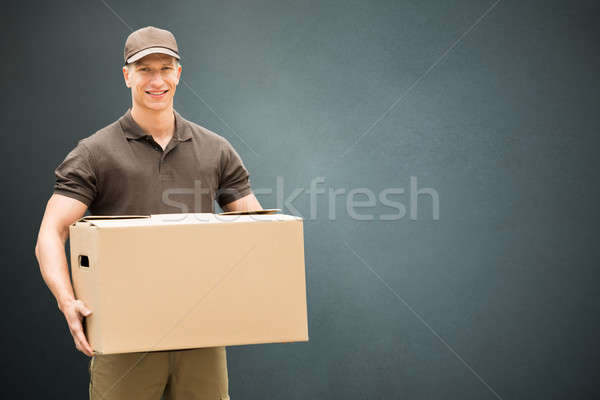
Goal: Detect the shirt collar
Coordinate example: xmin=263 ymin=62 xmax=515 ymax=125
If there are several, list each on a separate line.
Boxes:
xmin=119 ymin=108 xmax=192 ymax=141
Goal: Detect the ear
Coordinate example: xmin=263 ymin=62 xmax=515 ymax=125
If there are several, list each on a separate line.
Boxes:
xmin=175 ymin=63 xmax=182 ymax=85
xmin=123 ymin=65 xmax=131 ymax=88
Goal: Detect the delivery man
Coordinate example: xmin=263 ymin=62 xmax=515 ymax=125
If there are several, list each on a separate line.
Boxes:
xmin=35 ymin=26 xmax=262 ymax=399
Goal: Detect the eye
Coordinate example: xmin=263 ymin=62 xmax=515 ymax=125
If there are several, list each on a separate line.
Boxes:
xmin=162 ymin=67 xmax=172 ymax=70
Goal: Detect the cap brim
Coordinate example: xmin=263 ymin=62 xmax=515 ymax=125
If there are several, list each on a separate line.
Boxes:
xmin=126 ymin=47 xmax=180 ymax=64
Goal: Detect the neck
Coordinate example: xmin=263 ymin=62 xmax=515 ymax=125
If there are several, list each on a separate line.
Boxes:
xmin=130 ymin=105 xmax=175 ymax=139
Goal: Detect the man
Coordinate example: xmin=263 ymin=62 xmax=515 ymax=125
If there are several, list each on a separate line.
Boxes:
xmin=35 ymin=26 xmax=262 ymax=399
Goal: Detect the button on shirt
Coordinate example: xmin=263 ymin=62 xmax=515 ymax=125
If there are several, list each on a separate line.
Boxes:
xmin=54 ymin=109 xmax=252 ymax=215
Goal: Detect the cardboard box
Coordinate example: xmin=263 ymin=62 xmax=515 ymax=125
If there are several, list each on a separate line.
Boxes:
xmin=69 ymin=212 xmax=308 ymax=354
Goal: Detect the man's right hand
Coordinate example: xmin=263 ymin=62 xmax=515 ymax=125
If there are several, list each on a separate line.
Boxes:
xmin=61 ymin=298 xmax=94 ymax=357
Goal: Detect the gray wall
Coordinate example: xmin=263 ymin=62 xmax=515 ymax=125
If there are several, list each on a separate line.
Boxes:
xmin=2 ymin=0 xmax=599 ymax=398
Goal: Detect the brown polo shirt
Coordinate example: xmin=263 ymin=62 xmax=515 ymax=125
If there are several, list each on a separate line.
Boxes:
xmin=53 ymin=109 xmax=252 ymax=215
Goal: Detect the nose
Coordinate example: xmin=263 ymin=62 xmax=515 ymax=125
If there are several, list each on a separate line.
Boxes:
xmin=149 ymin=71 xmax=165 ymax=86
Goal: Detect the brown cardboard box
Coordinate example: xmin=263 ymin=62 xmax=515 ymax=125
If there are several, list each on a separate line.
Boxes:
xmin=69 ymin=212 xmax=308 ymax=354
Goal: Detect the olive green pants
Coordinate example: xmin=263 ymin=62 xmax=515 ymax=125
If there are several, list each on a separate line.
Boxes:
xmin=89 ymin=347 xmax=230 ymax=400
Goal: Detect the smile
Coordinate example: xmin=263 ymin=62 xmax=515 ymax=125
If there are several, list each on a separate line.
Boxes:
xmin=145 ymin=90 xmax=169 ymax=97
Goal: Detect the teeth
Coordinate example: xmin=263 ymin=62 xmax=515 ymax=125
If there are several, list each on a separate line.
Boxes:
xmin=148 ymin=90 xmax=167 ymax=95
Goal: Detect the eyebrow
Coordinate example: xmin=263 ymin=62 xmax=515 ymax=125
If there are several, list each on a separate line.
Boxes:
xmin=135 ymin=62 xmax=174 ymax=67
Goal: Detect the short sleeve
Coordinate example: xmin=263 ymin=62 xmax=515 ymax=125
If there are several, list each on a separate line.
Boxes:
xmin=53 ymin=142 xmax=97 ymax=206
xmin=217 ymin=139 xmax=252 ymax=207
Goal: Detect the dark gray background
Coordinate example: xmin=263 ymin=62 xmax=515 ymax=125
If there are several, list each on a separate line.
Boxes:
xmin=2 ymin=0 xmax=599 ymax=398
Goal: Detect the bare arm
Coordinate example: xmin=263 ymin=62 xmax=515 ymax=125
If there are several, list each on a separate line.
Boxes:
xmin=222 ymin=192 xmax=263 ymax=212
xmin=35 ymin=194 xmax=94 ymax=356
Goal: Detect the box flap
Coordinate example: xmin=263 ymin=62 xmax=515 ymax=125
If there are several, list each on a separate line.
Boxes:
xmin=77 ymin=212 xmax=300 ymax=228
xmin=218 ymin=209 xmax=281 ymax=216
xmin=78 ymin=215 xmax=149 ymax=222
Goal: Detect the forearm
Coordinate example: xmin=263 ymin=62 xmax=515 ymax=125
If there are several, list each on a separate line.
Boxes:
xmin=222 ymin=192 xmax=263 ymax=212
xmin=35 ymin=229 xmax=75 ymax=311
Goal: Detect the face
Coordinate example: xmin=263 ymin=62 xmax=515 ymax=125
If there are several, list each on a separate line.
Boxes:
xmin=123 ymin=53 xmax=182 ymax=112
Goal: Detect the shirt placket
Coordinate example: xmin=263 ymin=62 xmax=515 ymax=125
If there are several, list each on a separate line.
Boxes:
xmin=144 ymin=136 xmax=179 ymax=180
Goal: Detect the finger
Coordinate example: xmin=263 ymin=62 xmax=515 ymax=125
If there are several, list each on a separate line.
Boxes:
xmin=81 ymin=345 xmax=93 ymax=357
xmin=74 ymin=331 xmax=93 ymax=356
xmin=75 ymin=301 xmax=93 ymax=317
xmin=74 ymin=339 xmax=93 ymax=357
xmin=74 ymin=325 xmax=94 ymax=356
xmin=67 ymin=317 xmax=81 ymax=336
xmin=82 ymin=339 xmax=94 ymax=356
xmin=65 ymin=315 xmax=92 ymax=356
